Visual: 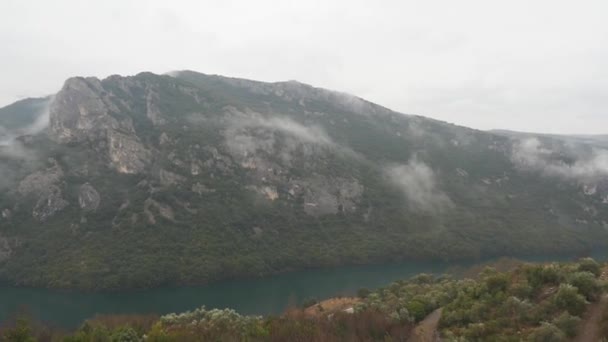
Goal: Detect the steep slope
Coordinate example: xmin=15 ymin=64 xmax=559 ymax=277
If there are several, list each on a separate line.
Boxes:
xmin=0 ymin=71 xmax=607 ymax=290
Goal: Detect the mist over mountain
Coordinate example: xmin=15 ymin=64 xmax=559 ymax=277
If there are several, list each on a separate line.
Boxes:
xmin=0 ymin=71 xmax=607 ymax=290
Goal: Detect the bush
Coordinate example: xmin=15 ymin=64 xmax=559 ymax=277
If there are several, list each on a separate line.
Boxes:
xmin=110 ymin=326 xmax=141 ymax=342
xmin=577 ymin=258 xmax=601 ymax=277
xmin=551 ymin=311 xmax=580 ymax=338
xmin=406 ymin=300 xmax=428 ymax=322
xmin=553 ymin=284 xmax=587 ymax=316
xmin=526 ymin=265 xmax=561 ymax=290
xmin=484 ymin=272 xmax=509 ymax=294
xmin=568 ymin=271 xmax=602 ymax=301
xmin=527 ymin=322 xmax=566 ymax=342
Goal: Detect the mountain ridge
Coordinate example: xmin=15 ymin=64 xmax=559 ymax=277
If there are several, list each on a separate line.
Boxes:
xmin=0 ymin=70 xmax=607 ymax=290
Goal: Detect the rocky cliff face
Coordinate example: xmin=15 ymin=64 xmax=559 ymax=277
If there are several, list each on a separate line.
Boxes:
xmin=0 ymin=70 xmax=607 ymax=290
xmin=49 ymin=77 xmax=152 ymax=174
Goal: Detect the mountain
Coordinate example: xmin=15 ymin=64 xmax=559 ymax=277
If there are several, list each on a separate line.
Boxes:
xmin=0 ymin=71 xmax=607 ymax=290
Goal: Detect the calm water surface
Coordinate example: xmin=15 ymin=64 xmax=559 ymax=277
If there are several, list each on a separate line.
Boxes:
xmin=1 ymin=252 xmax=605 ymax=328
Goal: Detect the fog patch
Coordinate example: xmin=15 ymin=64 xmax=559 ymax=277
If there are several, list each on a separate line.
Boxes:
xmin=164 ymin=71 xmax=183 ymax=78
xmin=24 ymin=98 xmax=52 ymax=135
xmin=511 ymin=138 xmax=608 ymax=181
xmin=224 ymin=112 xmax=347 ymax=167
xmin=386 ymin=159 xmax=452 ymax=212
xmin=0 ymin=98 xmax=51 ymax=160
xmin=0 ymin=140 xmax=36 ymax=161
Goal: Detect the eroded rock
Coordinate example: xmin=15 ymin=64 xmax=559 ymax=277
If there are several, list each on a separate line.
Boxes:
xmin=303 ymin=177 xmax=363 ymax=216
xmin=79 ymin=183 xmax=101 ymax=211
xmin=18 ymin=159 xmax=63 ymax=195
xmin=33 ymin=186 xmax=69 ymax=221
xmin=159 ymin=132 xmax=171 ymax=146
xmin=144 ymin=198 xmax=175 ymax=224
xmin=49 ymin=77 xmax=123 ymax=143
xmin=192 ymin=182 xmax=215 ymax=195
xmin=159 ymin=169 xmax=186 ymax=187
xmin=107 ymin=130 xmax=151 ymax=174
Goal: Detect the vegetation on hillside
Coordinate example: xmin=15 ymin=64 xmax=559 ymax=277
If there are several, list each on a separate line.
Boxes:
xmin=1 ymin=71 xmax=608 ymax=291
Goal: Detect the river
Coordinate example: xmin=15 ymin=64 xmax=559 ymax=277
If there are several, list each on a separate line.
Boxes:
xmin=1 ymin=252 xmax=605 ymax=328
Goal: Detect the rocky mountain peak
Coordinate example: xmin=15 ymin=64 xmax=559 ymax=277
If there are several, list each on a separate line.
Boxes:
xmin=49 ymin=76 xmax=125 ymax=144
xmin=48 ymin=76 xmax=150 ymax=173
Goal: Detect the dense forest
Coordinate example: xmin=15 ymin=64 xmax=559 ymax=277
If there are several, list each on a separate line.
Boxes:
xmin=2 ymin=258 xmax=607 ymax=341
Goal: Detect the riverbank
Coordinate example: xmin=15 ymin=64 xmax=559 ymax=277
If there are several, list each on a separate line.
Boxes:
xmin=1 ymin=251 xmax=607 ymax=328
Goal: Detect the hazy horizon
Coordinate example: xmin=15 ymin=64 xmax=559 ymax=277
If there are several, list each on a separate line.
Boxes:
xmin=1 ymin=0 xmax=607 ymax=134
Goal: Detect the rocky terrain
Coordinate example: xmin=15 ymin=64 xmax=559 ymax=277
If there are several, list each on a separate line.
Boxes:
xmin=0 ymin=70 xmax=607 ymax=290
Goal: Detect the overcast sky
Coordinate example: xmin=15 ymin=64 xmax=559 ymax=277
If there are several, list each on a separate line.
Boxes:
xmin=1 ymin=0 xmax=607 ymax=134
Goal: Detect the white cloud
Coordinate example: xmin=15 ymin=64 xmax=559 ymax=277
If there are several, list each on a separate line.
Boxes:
xmin=511 ymin=138 xmax=608 ymax=180
xmin=386 ymin=159 xmax=452 ymax=212
xmin=0 ymin=97 xmax=51 ymax=159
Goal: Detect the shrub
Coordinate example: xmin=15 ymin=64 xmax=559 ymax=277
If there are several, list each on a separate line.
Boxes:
xmin=568 ymin=271 xmax=601 ymax=301
xmin=553 ymin=284 xmax=587 ymax=316
xmin=551 ymin=311 xmax=580 ymax=338
xmin=526 ymin=322 xmax=566 ymax=342
xmin=577 ymin=258 xmax=601 ymax=277
xmin=110 ymin=326 xmax=141 ymax=342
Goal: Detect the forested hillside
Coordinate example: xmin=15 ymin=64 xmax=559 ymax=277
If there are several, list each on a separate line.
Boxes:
xmin=0 ymin=71 xmax=607 ymax=290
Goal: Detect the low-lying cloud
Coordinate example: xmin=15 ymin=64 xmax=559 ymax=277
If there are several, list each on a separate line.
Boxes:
xmin=386 ymin=159 xmax=452 ymax=212
xmin=511 ymin=138 xmax=608 ymax=181
xmin=0 ymin=97 xmax=51 ymax=160
xmin=224 ymin=112 xmax=341 ymax=166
